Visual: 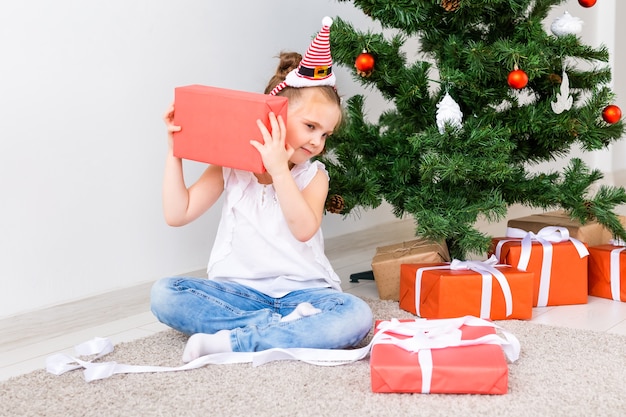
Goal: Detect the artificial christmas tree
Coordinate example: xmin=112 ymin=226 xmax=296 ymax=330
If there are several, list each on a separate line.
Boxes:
xmin=322 ymin=0 xmax=626 ymax=259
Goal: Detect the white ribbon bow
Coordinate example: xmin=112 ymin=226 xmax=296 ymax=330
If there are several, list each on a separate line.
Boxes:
xmin=413 ymin=255 xmax=513 ymax=318
xmin=450 ymin=256 xmax=514 ymax=317
xmin=46 ymin=316 xmax=519 ymax=385
xmin=495 ymin=226 xmax=588 ymax=307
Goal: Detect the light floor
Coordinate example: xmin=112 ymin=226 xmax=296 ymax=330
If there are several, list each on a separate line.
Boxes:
xmin=3 ymin=205 xmax=626 ymax=382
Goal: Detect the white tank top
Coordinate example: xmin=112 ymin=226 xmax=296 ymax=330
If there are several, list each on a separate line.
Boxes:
xmin=207 ymin=160 xmax=342 ymax=297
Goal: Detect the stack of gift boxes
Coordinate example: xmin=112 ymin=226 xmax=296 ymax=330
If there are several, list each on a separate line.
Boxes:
xmin=369 ymin=210 xmax=626 ymax=394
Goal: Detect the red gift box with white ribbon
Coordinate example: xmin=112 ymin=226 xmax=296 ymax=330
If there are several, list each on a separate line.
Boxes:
xmin=491 ymin=226 xmax=589 ymax=307
xmin=588 ymin=239 xmax=626 ymax=302
xmin=370 ymin=316 xmax=519 ymax=394
xmin=399 ymin=256 xmax=534 ymax=320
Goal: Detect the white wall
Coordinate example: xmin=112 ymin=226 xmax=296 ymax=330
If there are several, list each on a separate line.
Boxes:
xmin=0 ymin=0 xmax=396 ymax=319
xmin=0 ymin=0 xmax=623 ymax=318
xmin=563 ymin=0 xmax=623 ymax=174
xmin=612 ymin=0 xmax=626 ymax=172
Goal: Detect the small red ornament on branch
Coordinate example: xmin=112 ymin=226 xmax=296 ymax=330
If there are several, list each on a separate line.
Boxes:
xmin=578 ymin=0 xmax=597 ymax=8
xmin=355 ymin=50 xmax=375 ymax=77
xmin=508 ymin=66 xmax=529 ymax=89
xmin=602 ymin=105 xmax=622 ymax=124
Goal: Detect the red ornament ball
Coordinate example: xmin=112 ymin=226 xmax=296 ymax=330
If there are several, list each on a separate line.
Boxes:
xmin=602 ymin=105 xmax=622 ymax=124
xmin=507 ymin=69 xmax=529 ymax=89
xmin=578 ymin=0 xmax=597 ymax=8
xmin=355 ymin=51 xmax=375 ymax=77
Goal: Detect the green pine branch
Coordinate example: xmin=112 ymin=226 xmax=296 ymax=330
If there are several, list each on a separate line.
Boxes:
xmin=326 ymin=0 xmax=626 ymax=258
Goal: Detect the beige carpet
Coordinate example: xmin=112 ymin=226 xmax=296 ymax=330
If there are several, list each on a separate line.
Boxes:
xmin=2 ymin=298 xmax=625 ymax=417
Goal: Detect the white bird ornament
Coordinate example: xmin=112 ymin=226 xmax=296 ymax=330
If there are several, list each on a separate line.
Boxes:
xmin=551 ymin=71 xmax=573 ymax=114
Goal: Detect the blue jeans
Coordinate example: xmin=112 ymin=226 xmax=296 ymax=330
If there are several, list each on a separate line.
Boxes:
xmin=150 ymin=277 xmax=373 ymax=352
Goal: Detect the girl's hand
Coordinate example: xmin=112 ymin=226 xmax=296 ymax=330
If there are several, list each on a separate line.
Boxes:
xmin=163 ymin=102 xmax=181 ymax=149
xmin=250 ymin=112 xmax=294 ymax=178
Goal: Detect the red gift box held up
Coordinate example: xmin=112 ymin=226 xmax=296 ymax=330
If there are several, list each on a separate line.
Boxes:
xmin=370 ymin=317 xmax=519 ymax=394
xmin=588 ymin=241 xmax=626 ymax=302
xmin=173 ymin=85 xmax=289 ymax=173
xmin=490 ymin=226 xmax=589 ymax=307
xmin=399 ymin=257 xmax=534 ymax=320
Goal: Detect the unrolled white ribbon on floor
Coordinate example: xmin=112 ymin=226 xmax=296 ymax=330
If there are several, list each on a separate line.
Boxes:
xmin=495 ymin=226 xmax=588 ymax=307
xmin=413 ymin=256 xmax=514 ymax=318
xmin=46 ymin=316 xmax=520 ymax=384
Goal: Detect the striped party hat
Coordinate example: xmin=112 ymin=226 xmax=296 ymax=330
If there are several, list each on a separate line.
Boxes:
xmin=269 ymin=16 xmax=336 ymax=96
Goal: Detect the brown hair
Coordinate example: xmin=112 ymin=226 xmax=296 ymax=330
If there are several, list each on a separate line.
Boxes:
xmin=264 ymin=52 xmax=342 ymax=127
xmin=264 ymin=51 xmax=302 ymax=94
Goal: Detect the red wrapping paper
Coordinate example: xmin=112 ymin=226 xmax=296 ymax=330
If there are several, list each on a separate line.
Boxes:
xmin=173 ymin=84 xmax=288 ymax=173
xmin=588 ymin=244 xmax=626 ymax=302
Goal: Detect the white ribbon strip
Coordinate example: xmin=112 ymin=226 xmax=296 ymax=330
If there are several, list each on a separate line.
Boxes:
xmin=46 ymin=316 xmax=520 ymax=383
xmin=414 ymin=265 xmax=452 ymax=316
xmin=418 ymin=349 xmax=433 ymax=394
xmin=414 ymin=256 xmax=514 ymax=318
xmin=46 ymin=343 xmax=257 ymax=383
xmin=449 ymin=256 xmax=514 ymax=317
xmin=495 ymin=226 xmax=589 ymax=307
xmin=610 ymin=247 xmax=625 ymax=301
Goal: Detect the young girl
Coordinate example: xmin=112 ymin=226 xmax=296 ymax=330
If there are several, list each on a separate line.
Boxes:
xmin=150 ymin=17 xmax=373 ymax=363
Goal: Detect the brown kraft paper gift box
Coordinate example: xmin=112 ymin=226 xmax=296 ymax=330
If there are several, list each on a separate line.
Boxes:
xmin=371 ymin=238 xmax=450 ymax=301
xmin=507 ymin=210 xmax=626 ymax=247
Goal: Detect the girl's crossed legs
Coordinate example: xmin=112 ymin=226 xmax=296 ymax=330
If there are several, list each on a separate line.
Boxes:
xmin=150 ymin=277 xmax=373 ymax=360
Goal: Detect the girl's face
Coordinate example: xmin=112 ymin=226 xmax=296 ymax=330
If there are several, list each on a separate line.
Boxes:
xmin=285 ymin=88 xmax=341 ymax=165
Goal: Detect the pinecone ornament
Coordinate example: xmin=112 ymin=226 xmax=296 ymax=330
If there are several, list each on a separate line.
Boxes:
xmin=326 ymin=194 xmax=345 ymax=214
xmin=583 ymin=200 xmax=594 ymax=216
xmin=441 ymin=0 xmax=461 ymax=12
xmin=548 ymin=73 xmax=562 ymax=84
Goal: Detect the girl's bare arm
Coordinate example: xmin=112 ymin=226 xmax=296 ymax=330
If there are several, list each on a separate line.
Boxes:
xmin=162 ymin=104 xmax=224 ymax=227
